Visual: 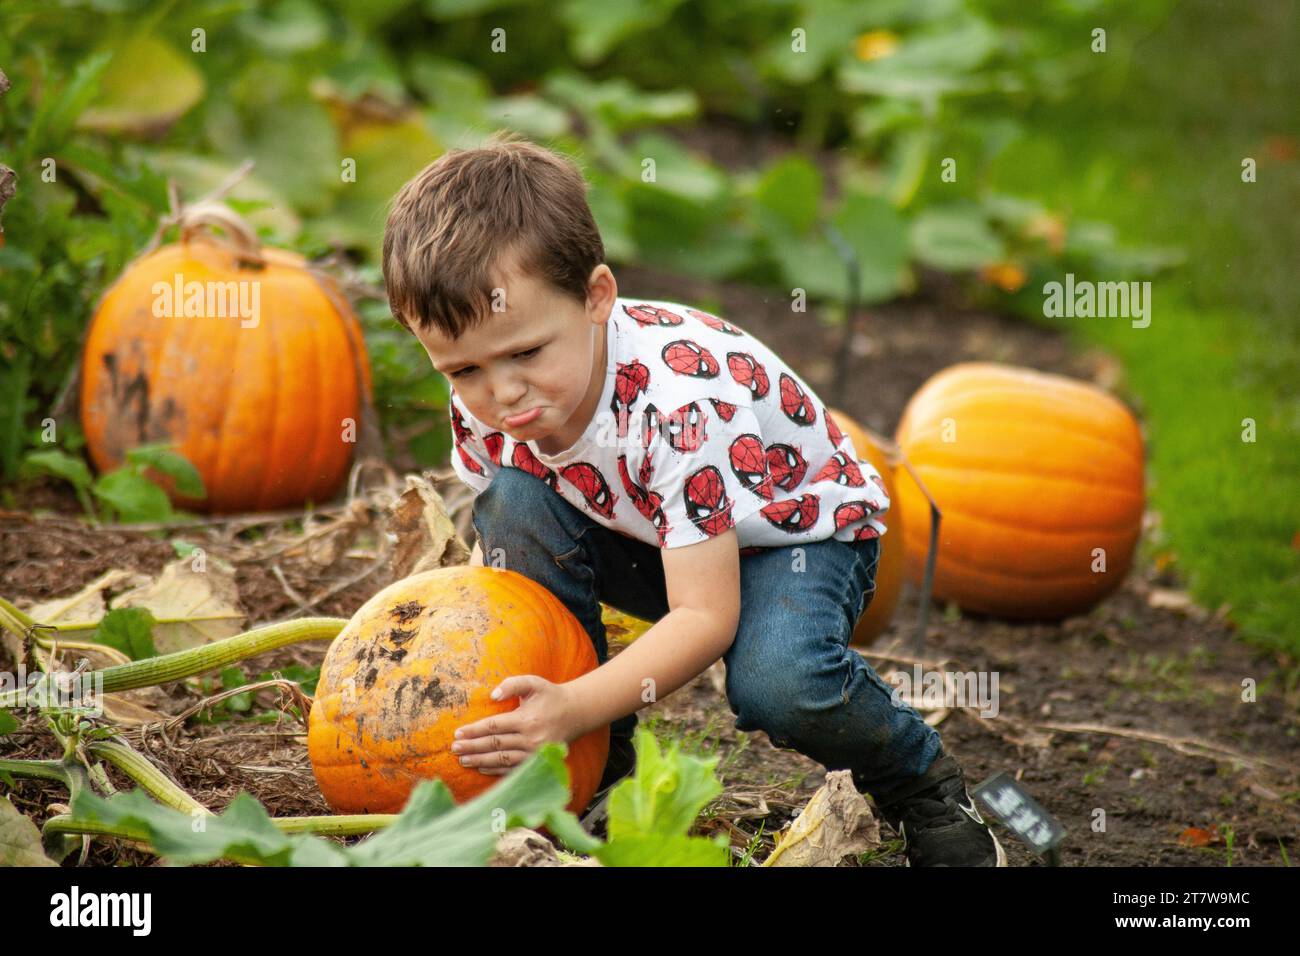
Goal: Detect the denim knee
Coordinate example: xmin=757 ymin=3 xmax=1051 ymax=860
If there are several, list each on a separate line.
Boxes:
xmin=472 ymin=467 xmax=560 ymax=548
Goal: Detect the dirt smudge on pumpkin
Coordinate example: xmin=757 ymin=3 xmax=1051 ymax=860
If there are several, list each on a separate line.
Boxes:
xmin=390 ymin=600 xmax=424 ymax=624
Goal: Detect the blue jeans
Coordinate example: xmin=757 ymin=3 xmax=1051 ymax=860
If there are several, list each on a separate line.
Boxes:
xmin=470 ymin=467 xmax=943 ymax=798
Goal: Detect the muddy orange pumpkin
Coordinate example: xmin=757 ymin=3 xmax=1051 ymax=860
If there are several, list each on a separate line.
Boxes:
xmin=307 ymin=566 xmax=610 ymax=816
xmin=79 ymin=201 xmax=373 ymax=513
xmin=893 ymin=362 xmax=1145 ymax=619
xmin=827 ymin=409 xmax=904 ymax=644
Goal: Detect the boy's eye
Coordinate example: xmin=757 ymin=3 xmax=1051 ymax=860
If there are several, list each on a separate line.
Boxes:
xmin=448 ymin=346 xmax=539 ymax=379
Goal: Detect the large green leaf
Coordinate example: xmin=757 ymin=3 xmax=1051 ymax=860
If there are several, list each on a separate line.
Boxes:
xmin=763 ymin=191 xmax=909 ymax=303
xmin=558 ymin=0 xmax=688 ymax=64
xmin=837 ymin=17 xmax=1000 ymax=98
xmin=91 ymin=469 xmax=174 ymax=524
xmin=124 ymin=443 xmax=206 ymax=498
xmin=910 ymin=205 xmax=1005 ymax=270
xmin=1 ymin=797 xmax=57 ymax=867
xmin=754 ymin=155 xmax=823 ymax=234
xmin=66 ymin=742 xmax=593 ymax=866
xmin=77 ymin=36 xmax=205 ymax=135
xmin=543 ymin=72 xmax=698 ymax=135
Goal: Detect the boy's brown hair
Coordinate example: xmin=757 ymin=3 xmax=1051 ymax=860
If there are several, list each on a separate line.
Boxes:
xmin=382 ymin=131 xmax=605 ymax=339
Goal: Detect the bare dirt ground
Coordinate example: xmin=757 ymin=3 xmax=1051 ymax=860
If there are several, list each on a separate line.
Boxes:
xmin=3 ymin=266 xmax=1296 ymax=867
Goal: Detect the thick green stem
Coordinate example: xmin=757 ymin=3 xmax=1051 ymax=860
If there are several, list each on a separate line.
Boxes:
xmin=272 ymin=814 xmax=396 ymax=836
xmin=0 ymin=757 xmax=73 ymax=785
xmin=0 ymin=617 xmax=345 ymax=706
xmin=86 ymin=740 xmax=209 ymax=815
xmin=96 ymin=618 xmax=345 ymax=691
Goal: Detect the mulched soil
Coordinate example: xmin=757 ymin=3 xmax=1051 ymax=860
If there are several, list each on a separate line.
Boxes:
xmin=2 ymin=266 xmax=1296 ymax=868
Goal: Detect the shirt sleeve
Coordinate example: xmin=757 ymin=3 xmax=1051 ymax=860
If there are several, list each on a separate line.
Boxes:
xmin=448 ymin=392 xmax=496 ymax=494
xmin=639 ymin=399 xmax=771 ymax=550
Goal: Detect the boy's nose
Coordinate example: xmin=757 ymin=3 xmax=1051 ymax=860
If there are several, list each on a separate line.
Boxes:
xmin=491 ymin=372 xmax=527 ymax=409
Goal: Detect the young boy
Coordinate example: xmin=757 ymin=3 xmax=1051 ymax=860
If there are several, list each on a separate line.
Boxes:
xmin=381 ymin=133 xmax=1006 ymax=867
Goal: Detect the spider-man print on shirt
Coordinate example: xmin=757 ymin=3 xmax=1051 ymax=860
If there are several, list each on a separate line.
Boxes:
xmin=618 ymin=454 xmax=670 ymax=547
xmin=683 ymin=465 xmax=734 ymax=537
xmin=727 ymin=434 xmax=775 ymax=500
xmin=687 ymin=308 xmax=743 ymax=336
xmin=663 ymin=402 xmax=707 ymax=452
xmin=812 ymin=449 xmax=866 ymax=487
xmin=512 ymin=443 xmax=558 ymax=489
xmin=612 ymin=360 xmax=650 ymax=439
xmin=727 ymin=351 xmax=770 ymax=399
xmin=824 ymin=407 xmax=846 ymax=447
xmin=662 ymin=339 xmax=720 ymax=378
xmin=779 ymin=373 xmax=817 ymax=427
xmin=561 ymin=461 xmax=617 ymax=519
xmin=446 ymin=297 xmax=889 ymax=550
xmin=762 ymin=493 xmax=820 ymax=534
xmin=624 ymin=303 xmax=684 ymax=327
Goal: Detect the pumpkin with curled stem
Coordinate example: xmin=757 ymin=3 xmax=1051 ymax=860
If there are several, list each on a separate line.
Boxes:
xmin=79 ymin=201 xmax=373 ymax=513
xmin=893 ymin=362 xmax=1145 ymax=619
xmin=308 ymin=566 xmax=609 ymax=816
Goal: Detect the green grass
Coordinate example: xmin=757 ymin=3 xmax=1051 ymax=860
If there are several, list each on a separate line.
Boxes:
xmin=981 ymin=0 xmax=1300 ymax=658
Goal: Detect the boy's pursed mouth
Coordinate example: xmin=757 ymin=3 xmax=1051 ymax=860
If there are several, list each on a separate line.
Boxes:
xmin=503 ymin=406 xmax=543 ymax=428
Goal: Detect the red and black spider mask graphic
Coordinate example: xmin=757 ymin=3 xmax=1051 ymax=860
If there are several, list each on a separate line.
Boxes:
xmin=728 ymin=434 xmax=774 ymax=500
xmin=761 ymin=493 xmax=820 ymax=533
xmin=727 ymin=351 xmax=770 ymax=399
xmin=511 ymin=443 xmax=558 ymax=489
xmin=483 ymin=432 xmax=505 ymax=466
xmin=779 ymin=373 xmax=816 ymax=427
xmin=641 ymin=403 xmax=662 ymax=449
xmin=824 ymin=407 xmax=846 ymax=447
xmin=710 ymin=398 xmax=738 ymax=421
xmin=611 ymin=360 xmax=651 ymax=438
xmin=618 ymin=455 xmax=670 ymax=546
xmin=687 ymin=308 xmax=743 ymax=335
xmin=766 ymin=442 xmax=808 ymax=491
xmin=812 ymin=450 xmax=865 ymax=487
xmin=663 ymin=402 xmax=707 ymax=452
xmin=683 ymin=465 xmax=734 ymax=537
xmin=624 ymin=304 xmax=685 ymax=328
xmin=662 ymin=339 xmax=720 ymax=378
xmin=560 ymin=461 xmax=618 ymax=519
xmin=834 ymin=501 xmax=881 ymax=539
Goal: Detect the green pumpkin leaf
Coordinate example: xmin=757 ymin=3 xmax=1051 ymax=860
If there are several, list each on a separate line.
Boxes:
xmin=123 ymin=443 xmax=206 ymax=498
xmin=0 ymin=796 xmax=58 ymax=867
xmin=91 ymin=469 xmax=174 ymax=524
xmin=910 ymin=205 xmax=1005 ymax=270
xmin=77 ymin=36 xmax=205 ymax=136
xmin=96 ymin=607 xmax=158 ymax=661
xmin=19 ymin=449 xmax=93 ymax=491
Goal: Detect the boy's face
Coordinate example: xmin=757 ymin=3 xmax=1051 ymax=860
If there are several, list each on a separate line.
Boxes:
xmin=416 ymin=254 xmax=617 ymax=454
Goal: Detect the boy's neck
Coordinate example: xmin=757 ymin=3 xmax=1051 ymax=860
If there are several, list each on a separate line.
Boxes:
xmin=535 ymin=318 xmax=609 ymax=456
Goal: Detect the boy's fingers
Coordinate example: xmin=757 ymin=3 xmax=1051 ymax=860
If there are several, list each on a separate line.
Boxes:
xmin=456 ymin=713 xmax=518 ymax=739
xmin=491 ymin=674 xmax=541 ymax=701
xmin=453 ymin=732 xmax=527 ymax=755
xmin=472 ymin=750 xmax=530 ymax=775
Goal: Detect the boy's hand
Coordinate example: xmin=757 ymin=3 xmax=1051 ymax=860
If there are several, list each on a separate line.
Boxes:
xmin=451 ymin=676 xmax=581 ymax=775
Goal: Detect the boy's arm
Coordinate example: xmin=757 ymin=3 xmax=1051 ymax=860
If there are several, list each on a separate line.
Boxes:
xmin=561 ymin=530 xmax=741 ymax=738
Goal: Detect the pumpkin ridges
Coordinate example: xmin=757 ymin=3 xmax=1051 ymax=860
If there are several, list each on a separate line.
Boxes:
xmin=894 ymin=362 xmax=1145 ymax=618
xmin=308 ymin=567 xmax=607 ymax=816
xmin=80 ymin=222 xmax=372 ymax=513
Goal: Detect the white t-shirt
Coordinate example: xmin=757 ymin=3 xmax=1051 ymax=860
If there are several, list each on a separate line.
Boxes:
xmin=449 ymin=297 xmax=890 ymax=552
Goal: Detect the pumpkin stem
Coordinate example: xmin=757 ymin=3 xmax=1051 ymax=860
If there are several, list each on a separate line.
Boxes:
xmin=0 ymin=617 xmax=346 ymax=706
xmin=177 ymin=199 xmax=265 ymax=267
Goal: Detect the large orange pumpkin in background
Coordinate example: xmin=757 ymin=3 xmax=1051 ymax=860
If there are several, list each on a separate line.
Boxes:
xmin=308 ymin=566 xmax=609 ymax=816
xmin=893 ymin=362 xmax=1145 ymax=619
xmin=79 ymin=202 xmax=373 ymax=513
xmin=827 ymin=408 xmax=905 ymax=644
